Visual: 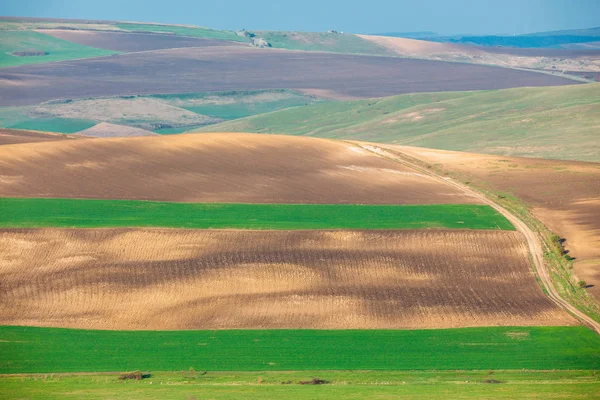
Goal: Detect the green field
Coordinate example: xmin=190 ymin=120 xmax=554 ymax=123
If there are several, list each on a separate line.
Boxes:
xmin=252 ymin=31 xmax=392 ymax=55
xmin=1 ymin=370 xmax=598 ymax=400
xmin=1 ymin=326 xmax=598 ymax=374
xmin=0 ymin=198 xmax=515 ymax=230
xmin=0 ymin=31 xmax=119 ymax=67
xmin=7 ymin=117 xmax=96 ymax=133
xmin=198 ymin=84 xmax=600 ymax=162
xmin=116 ymin=23 xmax=246 ymax=42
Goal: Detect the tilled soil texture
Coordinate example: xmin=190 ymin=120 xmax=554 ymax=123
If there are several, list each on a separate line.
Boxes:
xmin=41 ymin=30 xmax=247 ymax=52
xmin=391 ymin=145 xmax=600 ymax=301
xmin=0 ymin=133 xmax=480 ymax=204
xmin=0 ymin=229 xmax=574 ymax=329
xmin=0 ymin=46 xmax=579 ymax=106
xmin=0 ymin=128 xmax=81 ymax=145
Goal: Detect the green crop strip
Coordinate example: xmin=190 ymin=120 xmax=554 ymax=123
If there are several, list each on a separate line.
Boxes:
xmin=0 ymin=198 xmax=514 ymax=230
xmin=0 ymin=326 xmax=598 ymax=373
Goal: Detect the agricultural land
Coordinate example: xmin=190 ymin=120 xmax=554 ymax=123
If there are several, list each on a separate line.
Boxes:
xmin=1 ymin=15 xmax=600 ymax=400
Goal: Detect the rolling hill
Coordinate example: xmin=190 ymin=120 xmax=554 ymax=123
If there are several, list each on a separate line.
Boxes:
xmin=198 ymin=84 xmax=600 ymax=162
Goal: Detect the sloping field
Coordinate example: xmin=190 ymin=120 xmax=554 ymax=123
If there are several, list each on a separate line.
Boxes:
xmin=0 ymin=128 xmax=80 ymax=145
xmin=0 ymin=46 xmax=579 ymax=106
xmin=41 ymin=30 xmax=246 ymax=52
xmin=387 ymin=145 xmax=600 ymax=301
xmin=359 ymin=34 xmax=600 ymax=72
xmin=76 ymin=122 xmax=157 ymax=137
xmin=0 ymin=133 xmax=480 ymax=204
xmin=0 ymin=31 xmax=119 ymax=68
xmin=200 ymin=84 xmax=600 ymax=162
xmin=0 ymin=229 xmax=570 ymax=330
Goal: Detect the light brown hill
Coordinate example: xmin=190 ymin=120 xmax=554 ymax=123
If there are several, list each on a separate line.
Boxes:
xmin=0 ymin=132 xmax=479 ymax=204
xmin=76 ymin=122 xmax=158 ymax=137
xmin=0 ymin=128 xmax=81 ymax=146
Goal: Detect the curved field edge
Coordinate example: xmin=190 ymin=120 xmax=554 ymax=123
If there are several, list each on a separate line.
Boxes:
xmin=388 ymin=149 xmax=600 ymax=324
xmin=1 ymin=371 xmax=599 ymax=400
xmin=0 ymin=326 xmax=598 ymax=373
xmin=0 ymin=198 xmax=515 ymax=230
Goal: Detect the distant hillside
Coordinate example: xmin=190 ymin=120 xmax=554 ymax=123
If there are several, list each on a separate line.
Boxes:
xmin=373 ymin=32 xmax=439 ymax=39
xmin=197 ymin=84 xmax=600 ymax=162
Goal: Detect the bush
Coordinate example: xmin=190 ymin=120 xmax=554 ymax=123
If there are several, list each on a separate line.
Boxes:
xmin=119 ymin=370 xmax=150 ymax=380
xmin=298 ymin=377 xmax=328 ymax=385
xmin=578 ymin=280 xmax=588 ymax=288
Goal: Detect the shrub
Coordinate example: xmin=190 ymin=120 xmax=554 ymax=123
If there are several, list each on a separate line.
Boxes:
xmin=578 ymin=280 xmax=588 ymax=288
xmin=298 ymin=377 xmax=328 ymax=385
xmin=119 ymin=371 xmax=143 ymax=380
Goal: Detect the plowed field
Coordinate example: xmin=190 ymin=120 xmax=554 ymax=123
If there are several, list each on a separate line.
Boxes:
xmin=0 ymin=229 xmax=573 ymax=330
xmin=0 ymin=128 xmax=80 ymax=145
xmin=0 ymin=133 xmax=479 ymax=204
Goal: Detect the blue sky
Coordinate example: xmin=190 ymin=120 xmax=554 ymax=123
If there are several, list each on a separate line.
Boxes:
xmin=2 ymin=0 xmax=599 ymax=35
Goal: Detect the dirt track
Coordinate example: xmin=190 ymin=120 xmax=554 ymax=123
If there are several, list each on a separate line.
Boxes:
xmin=391 ymin=145 xmax=600 ymax=302
xmin=0 ymin=133 xmax=479 ymax=204
xmin=0 ymin=228 xmax=573 ymax=330
xmin=357 ymin=143 xmax=600 ymax=334
xmin=0 ymin=46 xmax=579 ymax=106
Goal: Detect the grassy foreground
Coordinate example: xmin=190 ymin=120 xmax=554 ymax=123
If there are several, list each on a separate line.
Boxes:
xmin=0 ymin=198 xmax=514 ymax=230
xmin=199 ymin=84 xmax=600 ymax=162
xmin=2 ymin=371 xmax=599 ymax=400
xmin=1 ymin=326 xmax=599 ymax=373
xmin=0 ymin=31 xmax=118 ymax=68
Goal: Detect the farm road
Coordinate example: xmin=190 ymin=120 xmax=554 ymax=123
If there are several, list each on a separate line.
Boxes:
xmin=355 ymin=142 xmax=600 ymax=335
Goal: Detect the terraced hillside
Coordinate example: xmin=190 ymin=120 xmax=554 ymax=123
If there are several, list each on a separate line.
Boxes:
xmin=199 ymin=84 xmax=600 ymax=162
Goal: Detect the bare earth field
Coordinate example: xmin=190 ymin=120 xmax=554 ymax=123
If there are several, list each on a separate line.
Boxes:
xmin=0 ymin=128 xmax=80 ymax=145
xmin=0 ymin=133 xmax=479 ymax=204
xmin=359 ymin=35 xmax=600 ymax=72
xmin=76 ymin=122 xmax=157 ymax=137
xmin=390 ymin=145 xmax=600 ymax=299
xmin=0 ymin=46 xmax=578 ymax=106
xmin=0 ymin=228 xmax=573 ymax=329
xmin=41 ymin=30 xmax=246 ymax=52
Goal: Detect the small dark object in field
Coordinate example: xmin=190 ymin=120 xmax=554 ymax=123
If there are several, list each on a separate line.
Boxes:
xmin=281 ymin=380 xmax=292 ymax=384
xmin=298 ymin=377 xmax=328 ymax=385
xmin=119 ymin=371 xmax=151 ymax=380
xmin=484 ymin=379 xmax=502 ymax=384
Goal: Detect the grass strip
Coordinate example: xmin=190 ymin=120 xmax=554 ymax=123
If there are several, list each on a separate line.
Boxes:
xmin=1 ymin=370 xmax=599 ymax=400
xmin=0 ymin=198 xmax=514 ymax=230
xmin=0 ymin=326 xmax=598 ymax=373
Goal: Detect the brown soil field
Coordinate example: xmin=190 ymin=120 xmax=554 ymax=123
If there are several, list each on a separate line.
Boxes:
xmin=0 ymin=128 xmax=81 ymax=145
xmin=76 ymin=122 xmax=158 ymax=137
xmin=0 ymin=228 xmax=574 ymax=330
xmin=358 ymin=34 xmax=600 ymax=72
xmin=0 ymin=46 xmax=579 ymax=107
xmin=387 ymin=145 xmax=600 ymax=300
xmin=41 ymin=30 xmax=246 ymax=52
xmin=0 ymin=132 xmax=480 ymax=204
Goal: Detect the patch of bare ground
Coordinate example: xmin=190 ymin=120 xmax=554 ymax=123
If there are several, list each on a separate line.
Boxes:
xmin=387 ymin=145 xmax=600 ymax=300
xmin=76 ymin=122 xmax=157 ymax=137
xmin=0 ymin=128 xmax=81 ymax=146
xmin=0 ymin=133 xmax=479 ymax=204
xmin=358 ymin=34 xmax=600 ymax=72
xmin=0 ymin=229 xmax=574 ymax=330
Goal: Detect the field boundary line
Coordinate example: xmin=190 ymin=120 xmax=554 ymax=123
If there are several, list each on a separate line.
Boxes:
xmin=352 ymin=142 xmax=600 ymax=335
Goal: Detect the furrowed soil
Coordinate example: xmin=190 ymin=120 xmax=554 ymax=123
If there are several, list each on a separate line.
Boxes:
xmin=0 ymin=133 xmax=480 ymax=204
xmin=0 ymin=229 xmax=573 ymax=330
xmin=390 ymin=145 xmax=600 ymax=300
xmin=0 ymin=128 xmax=81 ymax=145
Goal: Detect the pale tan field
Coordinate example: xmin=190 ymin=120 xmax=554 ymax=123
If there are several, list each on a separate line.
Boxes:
xmin=76 ymin=122 xmax=157 ymax=137
xmin=0 ymin=128 xmax=81 ymax=146
xmin=358 ymin=34 xmax=600 ymax=72
xmin=0 ymin=229 xmax=574 ymax=330
xmin=388 ymin=145 xmax=600 ymax=300
xmin=0 ymin=132 xmax=480 ymax=204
